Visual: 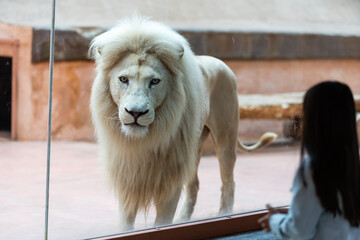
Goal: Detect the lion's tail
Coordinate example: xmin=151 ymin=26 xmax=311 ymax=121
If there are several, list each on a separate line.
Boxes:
xmin=237 ymin=132 xmax=278 ymax=152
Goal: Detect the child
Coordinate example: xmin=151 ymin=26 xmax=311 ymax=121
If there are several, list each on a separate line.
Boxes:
xmin=258 ymin=81 xmax=360 ymax=240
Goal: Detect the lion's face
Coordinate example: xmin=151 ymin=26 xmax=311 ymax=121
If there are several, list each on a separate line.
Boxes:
xmin=108 ymin=53 xmax=170 ymax=139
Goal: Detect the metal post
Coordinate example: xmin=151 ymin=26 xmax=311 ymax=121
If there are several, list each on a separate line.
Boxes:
xmin=45 ymin=0 xmax=56 ymax=239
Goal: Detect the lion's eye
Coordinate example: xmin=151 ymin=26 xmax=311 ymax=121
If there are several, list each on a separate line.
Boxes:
xmin=118 ymin=76 xmax=129 ymax=84
xmin=150 ymin=78 xmax=161 ymax=86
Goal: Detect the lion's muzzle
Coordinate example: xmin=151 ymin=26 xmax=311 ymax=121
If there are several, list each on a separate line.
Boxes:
xmin=124 ymin=108 xmax=149 ymax=126
xmin=119 ymin=103 xmax=155 ymax=138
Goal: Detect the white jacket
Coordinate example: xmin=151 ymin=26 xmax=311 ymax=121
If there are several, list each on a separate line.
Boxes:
xmin=269 ymin=157 xmax=360 ymax=240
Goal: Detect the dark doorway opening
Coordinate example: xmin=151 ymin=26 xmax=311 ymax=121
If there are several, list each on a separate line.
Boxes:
xmin=0 ymin=57 xmax=12 ymax=134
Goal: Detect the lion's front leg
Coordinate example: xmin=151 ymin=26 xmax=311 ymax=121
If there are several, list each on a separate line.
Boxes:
xmin=119 ymin=202 xmax=138 ymax=231
xmin=154 ymin=186 xmax=182 ymax=226
xmin=175 ymin=174 xmax=199 ymax=223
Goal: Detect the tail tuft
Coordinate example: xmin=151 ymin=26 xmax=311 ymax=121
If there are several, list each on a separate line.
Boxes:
xmin=237 ymin=132 xmax=277 ymax=152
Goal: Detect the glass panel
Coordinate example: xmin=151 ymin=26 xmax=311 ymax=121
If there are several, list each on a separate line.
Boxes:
xmin=47 ymin=1 xmax=360 ymax=239
xmin=0 ymin=1 xmax=51 ymax=238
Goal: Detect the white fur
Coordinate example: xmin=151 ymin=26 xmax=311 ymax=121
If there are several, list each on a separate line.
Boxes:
xmin=90 ymin=16 xmax=206 ymax=229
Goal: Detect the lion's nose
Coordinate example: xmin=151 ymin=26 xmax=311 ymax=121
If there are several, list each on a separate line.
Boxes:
xmin=125 ymin=108 xmax=149 ymax=119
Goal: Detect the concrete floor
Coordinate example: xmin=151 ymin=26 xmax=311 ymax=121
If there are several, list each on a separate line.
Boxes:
xmin=0 ymin=139 xmax=300 ymax=240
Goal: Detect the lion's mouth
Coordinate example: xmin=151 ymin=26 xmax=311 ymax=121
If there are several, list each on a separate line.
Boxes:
xmin=124 ymin=122 xmax=146 ymax=128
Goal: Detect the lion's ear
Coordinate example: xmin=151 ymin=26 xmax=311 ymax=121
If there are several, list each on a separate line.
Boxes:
xmin=89 ymin=38 xmax=103 ymax=61
xmin=178 ymin=45 xmax=184 ymax=59
xmin=97 ymin=46 xmax=102 ymax=56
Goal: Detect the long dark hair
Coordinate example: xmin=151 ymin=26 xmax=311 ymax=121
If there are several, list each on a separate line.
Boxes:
xmin=300 ymin=81 xmax=360 ymax=227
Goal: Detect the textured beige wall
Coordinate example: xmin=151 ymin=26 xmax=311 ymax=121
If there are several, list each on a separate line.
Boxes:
xmin=29 ymin=62 xmax=95 ymax=141
xmin=0 ymin=23 xmax=34 ymax=140
xmin=226 ymin=59 xmax=360 ymax=95
xmin=15 ymin=58 xmax=360 ymax=141
xmin=1 ymin=0 xmax=360 ymax=36
xmin=1 ymin=21 xmax=360 ymax=141
xmin=0 ymin=22 xmax=95 ymax=140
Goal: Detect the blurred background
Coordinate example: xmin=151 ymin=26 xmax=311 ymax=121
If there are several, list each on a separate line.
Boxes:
xmin=0 ymin=0 xmax=359 ymax=239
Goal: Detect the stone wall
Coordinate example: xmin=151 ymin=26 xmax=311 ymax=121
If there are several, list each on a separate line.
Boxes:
xmin=30 ymin=61 xmax=95 ymax=140
xmin=1 ymin=22 xmax=360 ymax=141
xmin=0 ymin=23 xmax=95 ymax=140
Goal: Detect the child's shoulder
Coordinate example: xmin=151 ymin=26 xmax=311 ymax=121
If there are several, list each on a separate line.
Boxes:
xmin=292 ymin=155 xmax=313 ymax=189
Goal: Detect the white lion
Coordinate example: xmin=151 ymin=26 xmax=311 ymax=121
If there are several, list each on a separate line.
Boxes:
xmin=90 ymin=16 xmax=276 ymax=230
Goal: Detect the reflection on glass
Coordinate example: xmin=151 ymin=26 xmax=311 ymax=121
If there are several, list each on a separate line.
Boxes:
xmin=1 ymin=0 xmax=360 ymax=239
xmin=46 ymin=15 xmax=296 ymax=239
